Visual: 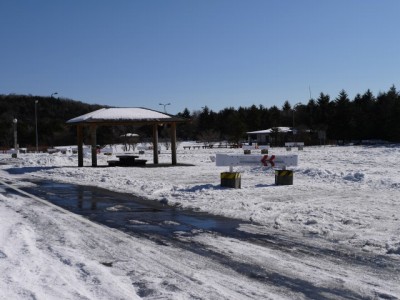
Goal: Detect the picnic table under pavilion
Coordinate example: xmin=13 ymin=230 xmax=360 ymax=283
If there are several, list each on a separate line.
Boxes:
xmin=66 ymin=107 xmax=188 ymax=167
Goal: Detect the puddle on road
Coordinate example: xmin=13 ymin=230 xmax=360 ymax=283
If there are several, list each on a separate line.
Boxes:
xmin=19 ymin=180 xmax=245 ymax=238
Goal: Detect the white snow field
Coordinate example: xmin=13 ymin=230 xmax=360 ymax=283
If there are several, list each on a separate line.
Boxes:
xmin=0 ymin=144 xmax=399 ymax=299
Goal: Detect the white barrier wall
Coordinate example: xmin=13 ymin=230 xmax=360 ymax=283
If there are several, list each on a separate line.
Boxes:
xmin=242 ymin=145 xmax=270 ymax=150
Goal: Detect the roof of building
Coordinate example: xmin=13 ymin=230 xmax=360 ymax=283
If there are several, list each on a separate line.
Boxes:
xmin=66 ymin=107 xmax=187 ymax=125
xmin=247 ymin=127 xmax=292 ymax=134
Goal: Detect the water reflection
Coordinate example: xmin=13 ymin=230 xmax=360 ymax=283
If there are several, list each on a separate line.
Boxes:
xmin=21 ymin=180 xmax=244 ymax=237
xmin=76 ymin=186 xmax=97 ymax=210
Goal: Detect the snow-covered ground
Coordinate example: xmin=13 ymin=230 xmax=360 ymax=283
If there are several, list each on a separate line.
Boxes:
xmin=1 ymin=144 xmax=400 ymax=299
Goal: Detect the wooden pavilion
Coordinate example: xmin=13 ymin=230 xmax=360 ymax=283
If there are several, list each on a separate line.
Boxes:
xmin=66 ymin=107 xmax=188 ymax=167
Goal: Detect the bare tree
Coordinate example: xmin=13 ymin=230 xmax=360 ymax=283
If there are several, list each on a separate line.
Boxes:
xmin=197 ymin=130 xmax=220 ymax=148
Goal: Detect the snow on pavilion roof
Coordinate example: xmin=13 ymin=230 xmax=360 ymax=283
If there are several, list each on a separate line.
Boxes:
xmin=67 ymin=107 xmax=185 ymax=125
xmin=246 ymin=127 xmax=292 ymax=134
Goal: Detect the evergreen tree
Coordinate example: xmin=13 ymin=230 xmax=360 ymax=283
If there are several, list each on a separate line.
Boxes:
xmin=331 ymin=90 xmax=353 ymax=141
xmin=281 ymin=101 xmax=292 ymax=127
xmin=268 ymin=106 xmax=281 ymax=127
xmin=353 ymin=90 xmax=376 ymax=140
xmin=315 ymin=93 xmax=332 ymax=136
xmin=375 ymin=85 xmax=400 ymax=141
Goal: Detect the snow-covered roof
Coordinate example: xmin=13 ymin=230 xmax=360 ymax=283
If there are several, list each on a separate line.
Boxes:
xmin=67 ymin=107 xmax=186 ymax=125
xmin=247 ymin=127 xmax=292 ymax=134
xmin=120 ymin=133 xmax=139 ymax=137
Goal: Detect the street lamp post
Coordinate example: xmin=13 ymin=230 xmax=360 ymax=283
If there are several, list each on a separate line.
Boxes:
xmin=13 ymin=118 xmax=18 ymax=157
xmin=35 ymin=100 xmax=39 ymax=152
xmin=159 ymin=102 xmax=171 ymax=113
xmin=51 ymin=92 xmax=58 ymax=98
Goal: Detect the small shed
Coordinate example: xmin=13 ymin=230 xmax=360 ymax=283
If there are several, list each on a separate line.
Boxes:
xmin=247 ymin=127 xmax=292 ymax=145
xmin=66 ymin=107 xmax=188 ymax=167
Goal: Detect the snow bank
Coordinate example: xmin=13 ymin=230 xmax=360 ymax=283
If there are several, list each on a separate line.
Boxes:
xmin=1 ymin=145 xmax=400 ymax=257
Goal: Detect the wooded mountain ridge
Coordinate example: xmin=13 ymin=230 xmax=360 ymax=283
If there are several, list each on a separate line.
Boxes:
xmin=1 ymin=86 xmax=399 ymax=149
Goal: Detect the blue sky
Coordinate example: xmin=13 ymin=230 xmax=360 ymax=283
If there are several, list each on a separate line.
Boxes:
xmin=1 ymin=0 xmax=399 ymax=114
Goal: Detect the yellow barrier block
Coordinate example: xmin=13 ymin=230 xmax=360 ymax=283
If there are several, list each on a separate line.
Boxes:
xmin=221 ymin=172 xmax=241 ymax=188
xmin=275 ymin=170 xmax=293 ymax=185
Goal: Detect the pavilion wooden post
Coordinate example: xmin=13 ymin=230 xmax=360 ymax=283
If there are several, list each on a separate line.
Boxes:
xmin=90 ymin=125 xmax=97 ymax=167
xmin=77 ymin=125 xmax=84 ymax=167
xmin=170 ymin=122 xmax=177 ymax=165
xmin=152 ymin=124 xmax=159 ymax=164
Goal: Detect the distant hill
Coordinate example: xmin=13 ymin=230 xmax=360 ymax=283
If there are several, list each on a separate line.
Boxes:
xmin=2 ymin=85 xmax=400 ymax=149
xmin=0 ymin=94 xmax=107 ymax=149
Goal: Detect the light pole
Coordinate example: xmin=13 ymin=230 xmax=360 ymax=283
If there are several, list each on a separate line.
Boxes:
xmin=51 ymin=92 xmax=58 ymax=98
xmin=159 ymin=102 xmax=171 ymax=113
xmin=13 ymin=118 xmax=18 ymax=157
xmin=35 ymin=100 xmax=39 ymax=152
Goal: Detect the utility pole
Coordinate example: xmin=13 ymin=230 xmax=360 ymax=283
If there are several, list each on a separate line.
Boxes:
xmin=35 ymin=100 xmax=39 ymax=152
xmin=13 ymin=118 xmax=18 ymax=157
